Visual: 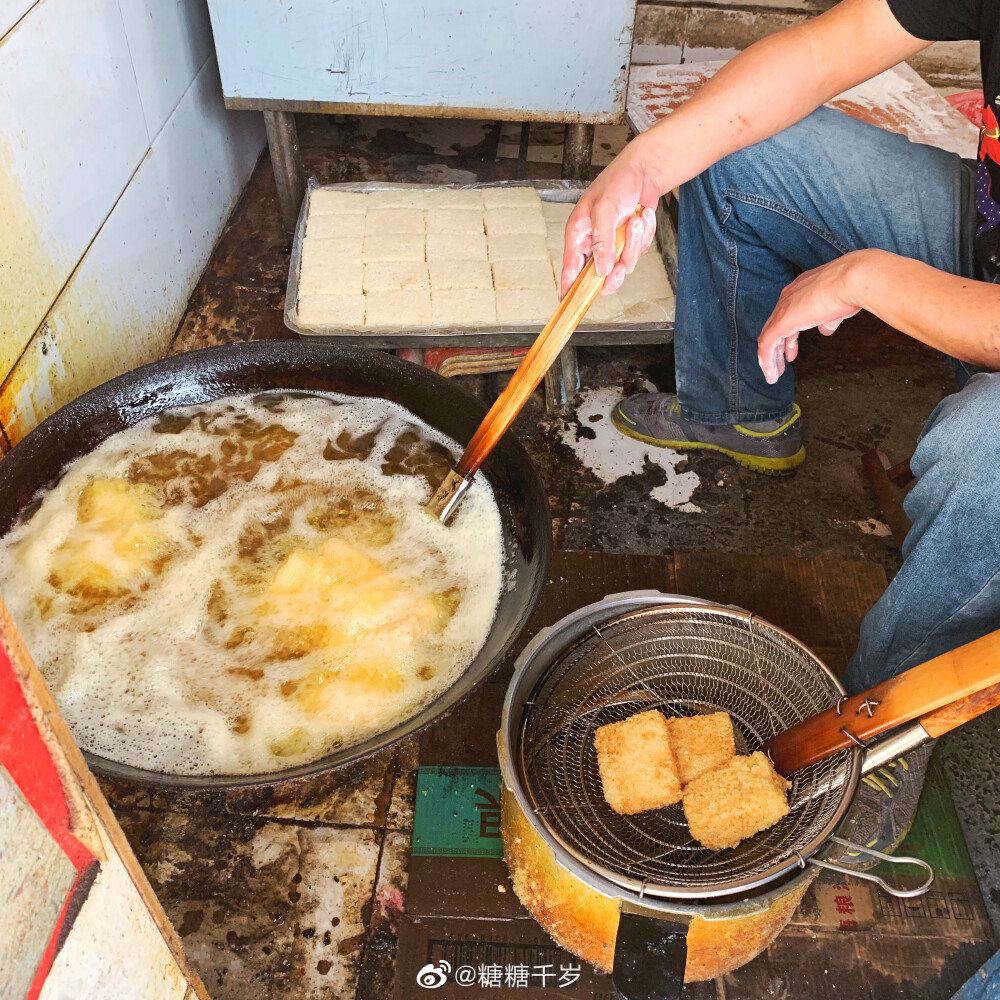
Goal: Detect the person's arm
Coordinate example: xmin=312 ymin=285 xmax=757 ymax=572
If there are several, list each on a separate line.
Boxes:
xmin=756 ymin=251 xmax=1000 ymax=382
xmin=562 ymin=0 xmax=929 ymax=294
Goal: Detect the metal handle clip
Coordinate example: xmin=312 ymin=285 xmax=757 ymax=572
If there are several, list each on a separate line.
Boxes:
xmin=808 ymin=836 xmax=935 ymax=898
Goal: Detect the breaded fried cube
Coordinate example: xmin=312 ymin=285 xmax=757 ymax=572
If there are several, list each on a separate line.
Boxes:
xmin=683 ymin=751 xmax=791 ymax=851
xmin=665 ymin=711 xmax=737 ymax=785
xmin=594 ymin=710 xmax=681 ymax=815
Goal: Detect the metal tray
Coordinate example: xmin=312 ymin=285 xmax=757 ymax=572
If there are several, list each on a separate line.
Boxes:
xmin=284 ymin=179 xmax=676 ymax=348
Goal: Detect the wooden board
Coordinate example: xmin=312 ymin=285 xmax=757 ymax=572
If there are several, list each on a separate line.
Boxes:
xmin=0 ymin=598 xmax=210 ymax=1000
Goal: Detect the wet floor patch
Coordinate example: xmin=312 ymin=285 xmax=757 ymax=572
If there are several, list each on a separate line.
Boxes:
xmin=544 ymin=384 xmax=702 ymax=512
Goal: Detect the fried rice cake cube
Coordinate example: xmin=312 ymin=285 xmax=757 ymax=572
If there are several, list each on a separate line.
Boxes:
xmin=593 ymin=709 xmax=681 ymax=815
xmin=665 ymin=711 xmax=737 ymax=785
xmin=682 ymin=751 xmax=791 ymax=851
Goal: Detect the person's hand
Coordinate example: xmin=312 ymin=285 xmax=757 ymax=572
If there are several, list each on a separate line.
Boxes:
xmin=560 ymin=135 xmax=664 ymax=296
xmin=757 ymin=251 xmax=873 ymax=384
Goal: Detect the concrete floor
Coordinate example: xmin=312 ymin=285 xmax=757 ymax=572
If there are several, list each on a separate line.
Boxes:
xmin=145 ymin=113 xmax=999 ymax=993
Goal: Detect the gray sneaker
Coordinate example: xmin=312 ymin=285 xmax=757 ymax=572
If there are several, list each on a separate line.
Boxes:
xmin=611 ymin=393 xmax=805 ymax=475
xmin=832 ymin=741 xmax=935 ymax=870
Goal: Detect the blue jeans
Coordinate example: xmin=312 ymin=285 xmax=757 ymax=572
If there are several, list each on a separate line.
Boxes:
xmin=675 ymin=106 xmax=999 ymax=691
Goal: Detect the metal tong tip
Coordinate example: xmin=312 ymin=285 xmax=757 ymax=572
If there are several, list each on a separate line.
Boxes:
xmin=425 ymin=468 xmax=474 ymax=523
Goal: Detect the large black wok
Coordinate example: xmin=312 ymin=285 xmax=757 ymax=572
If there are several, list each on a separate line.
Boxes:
xmin=0 ymin=341 xmax=551 ymax=787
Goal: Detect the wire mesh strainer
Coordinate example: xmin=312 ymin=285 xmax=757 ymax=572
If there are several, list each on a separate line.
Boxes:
xmin=512 ymin=604 xmax=860 ymax=899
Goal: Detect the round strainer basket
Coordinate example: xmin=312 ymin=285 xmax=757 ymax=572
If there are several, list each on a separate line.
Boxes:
xmin=502 ymin=598 xmax=862 ymax=901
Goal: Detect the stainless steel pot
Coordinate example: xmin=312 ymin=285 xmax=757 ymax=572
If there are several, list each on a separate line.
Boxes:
xmin=498 ymin=592 xmax=935 ymax=998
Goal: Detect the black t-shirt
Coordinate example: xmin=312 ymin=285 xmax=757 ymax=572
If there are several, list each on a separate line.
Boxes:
xmin=888 ymin=0 xmax=1000 ymax=271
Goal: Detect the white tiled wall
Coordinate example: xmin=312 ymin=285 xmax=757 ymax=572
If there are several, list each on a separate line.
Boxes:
xmin=0 ymin=0 xmax=33 ymax=37
xmin=0 ymin=0 xmax=265 ymax=446
xmin=0 ymin=0 xmax=150 ymax=374
xmin=118 ymin=0 xmax=215 ymax=139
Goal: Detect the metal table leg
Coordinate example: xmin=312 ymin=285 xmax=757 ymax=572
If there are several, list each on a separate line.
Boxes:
xmin=544 ymin=345 xmax=580 ymax=409
xmin=562 ymin=123 xmax=595 ymax=181
xmin=516 ymin=122 xmax=531 ymax=180
xmin=263 ymin=110 xmax=306 ymax=233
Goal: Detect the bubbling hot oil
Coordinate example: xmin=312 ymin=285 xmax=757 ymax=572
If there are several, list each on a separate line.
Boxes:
xmin=0 ymin=392 xmax=505 ymax=775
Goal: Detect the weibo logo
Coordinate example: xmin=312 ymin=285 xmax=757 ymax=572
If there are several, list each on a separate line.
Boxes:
xmin=415 ymin=961 xmax=451 ymax=988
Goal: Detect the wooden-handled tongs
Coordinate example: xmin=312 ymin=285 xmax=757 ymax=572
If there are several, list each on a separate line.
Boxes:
xmin=426 ymin=206 xmax=645 ymax=522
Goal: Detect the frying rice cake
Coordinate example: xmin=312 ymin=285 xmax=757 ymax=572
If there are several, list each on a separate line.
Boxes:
xmin=364 ymin=288 xmax=432 ymax=327
xmin=581 ymin=289 xmax=625 ymax=325
xmin=541 ymin=201 xmax=574 ymax=224
xmin=491 ymin=258 xmax=556 ymax=292
xmin=425 ymin=209 xmax=485 ymax=235
xmin=365 ymin=188 xmax=427 ymax=209
xmin=682 ymin=751 xmax=791 ymax=851
xmin=431 ymin=288 xmax=496 ymax=327
xmin=362 ymin=233 xmax=425 ymax=262
xmin=665 ymin=711 xmax=737 ymax=785
xmin=428 ymin=260 xmax=493 ymax=291
xmin=594 ymin=710 xmax=681 ymax=815
xmin=364 ymin=208 xmax=426 ymax=236
xmin=307 ymin=213 xmax=366 ymax=240
xmin=423 ymin=188 xmax=484 ymax=210
xmin=546 ymin=230 xmax=566 ymax=257
xmin=297 ymin=251 xmax=363 ymax=297
xmin=296 ymin=294 xmax=365 ymax=328
xmin=622 ymin=251 xmax=675 ymax=302
xmin=363 ymin=261 xmax=429 ymax=293
xmin=621 ymin=297 xmax=676 ymax=324
xmin=425 ymin=232 xmax=488 ymax=261
xmin=495 ymin=289 xmax=559 ymax=324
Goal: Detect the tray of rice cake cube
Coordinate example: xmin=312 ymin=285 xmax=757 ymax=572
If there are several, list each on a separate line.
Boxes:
xmin=285 ymin=180 xmax=676 ymax=345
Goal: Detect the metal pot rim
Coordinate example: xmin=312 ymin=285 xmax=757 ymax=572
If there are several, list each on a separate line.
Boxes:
xmin=498 ymin=591 xmax=864 ymax=907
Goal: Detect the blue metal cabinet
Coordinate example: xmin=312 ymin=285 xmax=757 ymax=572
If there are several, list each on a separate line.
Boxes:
xmin=206 ymin=0 xmax=636 ymax=122
xmin=204 ymin=1 xmax=638 ymax=228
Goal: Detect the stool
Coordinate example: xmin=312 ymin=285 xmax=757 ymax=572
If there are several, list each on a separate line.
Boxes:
xmin=862 ymin=446 xmax=915 ymax=548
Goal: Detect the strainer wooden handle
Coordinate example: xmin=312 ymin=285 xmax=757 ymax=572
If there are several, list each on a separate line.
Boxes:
xmin=763 ymin=628 xmax=1000 ymax=775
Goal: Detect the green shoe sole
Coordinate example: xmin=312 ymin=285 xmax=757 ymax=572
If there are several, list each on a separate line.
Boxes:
xmin=610 ymin=406 xmax=806 ymax=476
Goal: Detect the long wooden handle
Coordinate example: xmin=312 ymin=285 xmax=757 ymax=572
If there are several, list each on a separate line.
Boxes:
xmin=919 ymin=681 xmax=1000 ymax=738
xmin=454 ymin=207 xmax=643 ymax=479
xmin=763 ymin=628 xmax=1000 ymax=775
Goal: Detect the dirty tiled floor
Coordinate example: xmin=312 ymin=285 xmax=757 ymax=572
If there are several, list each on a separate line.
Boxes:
xmin=106 ymin=113 xmax=998 ymax=998
xmin=104 ymin=737 xmax=417 ymax=998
